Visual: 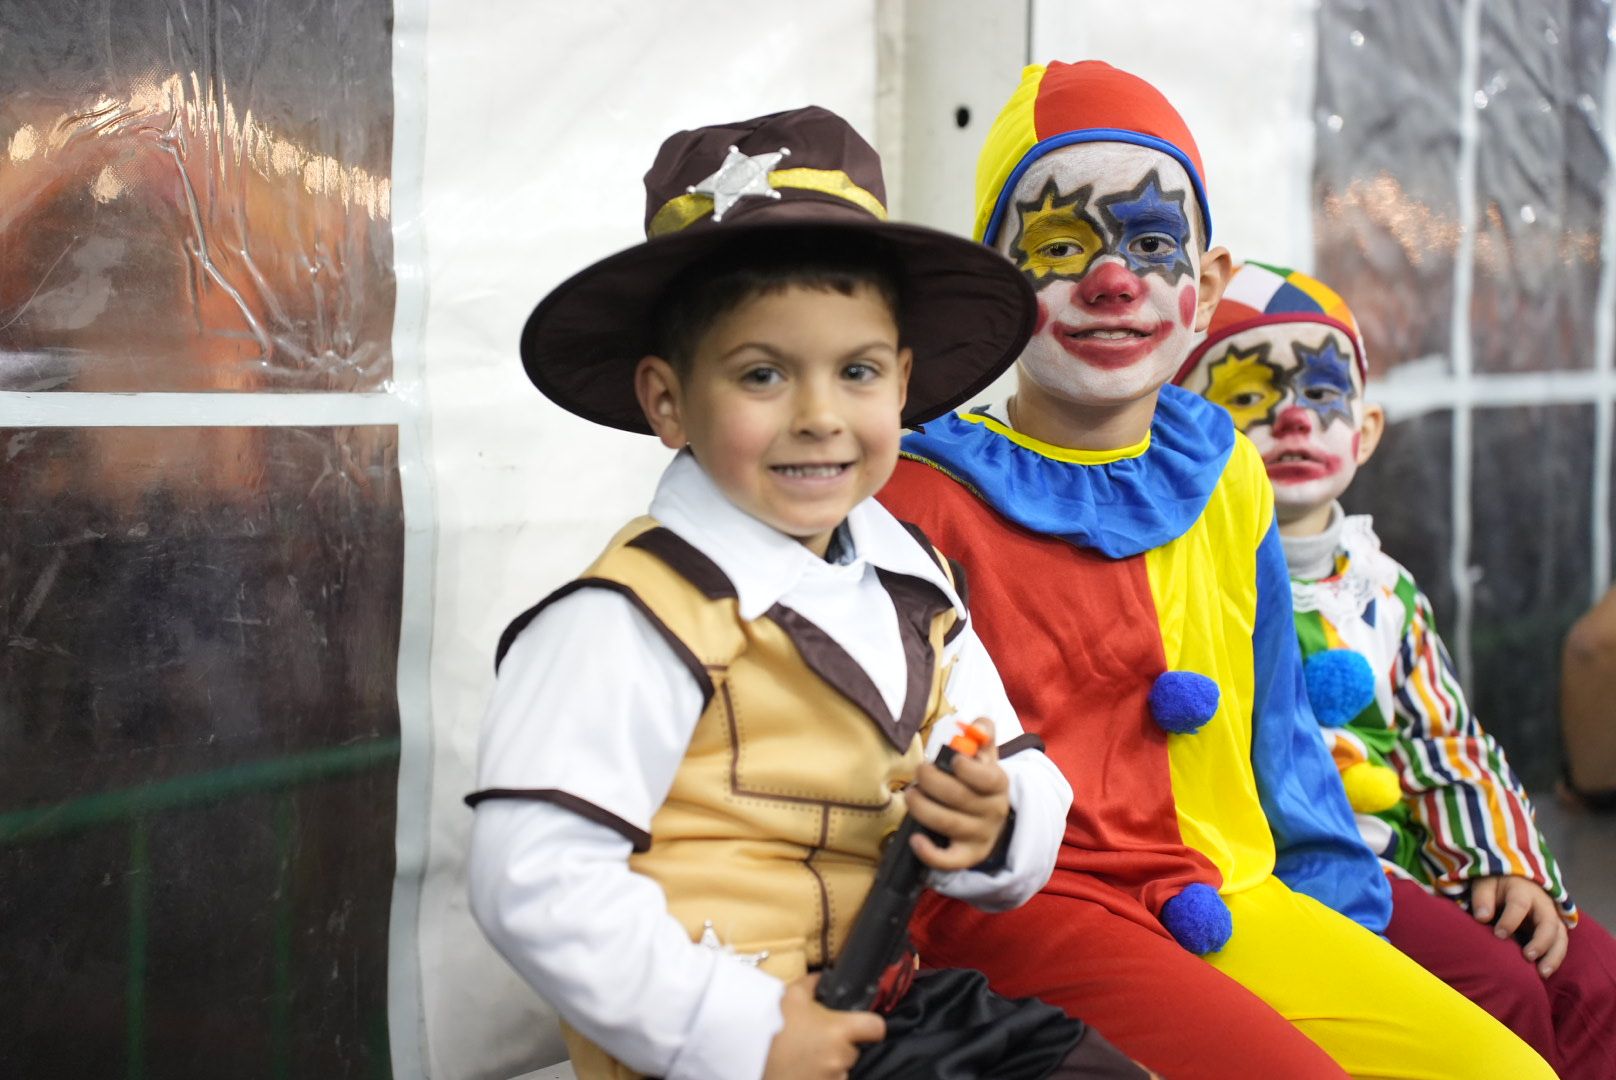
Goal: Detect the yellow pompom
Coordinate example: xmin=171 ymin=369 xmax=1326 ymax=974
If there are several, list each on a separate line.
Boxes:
xmin=1342 ymin=762 xmax=1402 ymax=814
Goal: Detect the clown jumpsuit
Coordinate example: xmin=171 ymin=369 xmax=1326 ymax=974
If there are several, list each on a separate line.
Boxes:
xmin=880 ymin=390 xmax=1554 ymax=1079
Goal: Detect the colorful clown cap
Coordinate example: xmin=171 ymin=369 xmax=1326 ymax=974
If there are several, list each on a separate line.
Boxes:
xmin=1175 ymin=260 xmax=1368 ymax=387
xmin=976 ymin=60 xmax=1211 ymax=247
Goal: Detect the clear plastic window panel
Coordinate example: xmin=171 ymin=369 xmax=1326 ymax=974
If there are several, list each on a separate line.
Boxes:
xmin=0 ymin=0 xmax=395 ymax=392
xmin=1341 ymin=409 xmax=1456 ymax=620
xmin=0 ymin=425 xmax=403 ymax=1077
xmin=1314 ymin=0 xmax=1464 ymax=376
xmin=1316 ymin=0 xmax=1610 ymax=789
xmin=1 ymin=0 xmax=400 ymax=1072
xmin=1468 ymin=405 xmax=1595 ymax=788
xmin=1470 ymin=0 xmax=1608 ymax=373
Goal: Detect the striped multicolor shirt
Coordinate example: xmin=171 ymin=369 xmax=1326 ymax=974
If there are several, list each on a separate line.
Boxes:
xmin=1289 ymin=514 xmax=1575 ymax=922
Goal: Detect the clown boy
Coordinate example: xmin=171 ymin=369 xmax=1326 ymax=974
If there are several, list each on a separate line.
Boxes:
xmin=880 ymin=60 xmax=1557 ymax=1079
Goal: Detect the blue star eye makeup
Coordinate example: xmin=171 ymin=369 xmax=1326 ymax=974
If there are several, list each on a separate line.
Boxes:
xmin=1290 ymin=337 xmax=1357 ymax=428
xmin=1097 ymin=172 xmax=1194 ymax=283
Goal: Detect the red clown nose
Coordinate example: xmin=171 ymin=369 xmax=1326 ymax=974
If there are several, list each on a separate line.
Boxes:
xmin=1078 ymin=261 xmax=1145 ymax=307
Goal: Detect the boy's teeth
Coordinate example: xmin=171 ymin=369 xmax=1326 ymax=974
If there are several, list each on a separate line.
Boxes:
xmin=1079 ymin=329 xmax=1143 ymax=340
xmin=775 ymin=464 xmax=843 ymax=478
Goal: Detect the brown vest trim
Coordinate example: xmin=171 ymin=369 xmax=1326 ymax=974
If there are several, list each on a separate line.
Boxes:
xmin=626 ymin=526 xmax=738 ymax=601
xmin=998 ymin=733 xmax=1047 ymax=759
xmin=765 ymin=602 xmax=914 ymax=751
xmin=463 ymin=788 xmax=653 ymax=853
xmin=495 ymin=578 xmax=715 ymax=706
xmin=807 ymin=808 xmax=834 ymax=964
xmin=941 ymin=558 xmax=971 ymax=646
xmin=898 ymin=519 xmax=943 ymax=571
xmin=876 ymin=568 xmax=956 ymax=750
xmin=895 ymin=519 xmax=970 ymax=645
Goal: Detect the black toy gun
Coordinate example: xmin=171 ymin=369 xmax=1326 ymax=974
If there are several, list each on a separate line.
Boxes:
xmin=814 ymin=721 xmax=992 ymax=1011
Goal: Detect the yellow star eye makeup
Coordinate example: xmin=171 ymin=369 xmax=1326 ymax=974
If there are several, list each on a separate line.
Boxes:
xmin=1012 ymin=181 xmax=1104 ymax=281
xmin=1205 ymin=345 xmax=1285 ymax=430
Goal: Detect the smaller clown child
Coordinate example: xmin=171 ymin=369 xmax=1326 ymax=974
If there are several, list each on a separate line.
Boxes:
xmin=1177 ymin=260 xmax=1616 ymax=1080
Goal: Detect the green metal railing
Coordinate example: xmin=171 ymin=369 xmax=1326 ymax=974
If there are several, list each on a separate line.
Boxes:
xmin=0 ymin=737 xmax=400 ymax=1078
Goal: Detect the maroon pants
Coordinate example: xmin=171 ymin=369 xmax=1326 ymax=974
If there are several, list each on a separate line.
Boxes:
xmin=1385 ymin=877 xmax=1616 ymax=1079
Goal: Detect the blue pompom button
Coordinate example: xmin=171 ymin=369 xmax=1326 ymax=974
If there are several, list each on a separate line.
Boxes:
xmin=1161 ymin=882 xmax=1233 ymax=955
xmin=1148 ymin=671 xmax=1219 ymax=734
xmin=1303 ymin=648 xmax=1377 ymax=728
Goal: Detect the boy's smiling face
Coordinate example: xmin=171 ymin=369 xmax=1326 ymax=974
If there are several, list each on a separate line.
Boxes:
xmin=996 ymin=142 xmax=1224 ymax=410
xmin=1184 ymin=321 xmax=1380 ymax=525
xmin=635 ymin=283 xmax=911 ymax=556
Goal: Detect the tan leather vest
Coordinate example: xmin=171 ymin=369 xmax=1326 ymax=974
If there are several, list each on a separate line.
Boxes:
xmin=526 ymin=517 xmax=960 ymax=1078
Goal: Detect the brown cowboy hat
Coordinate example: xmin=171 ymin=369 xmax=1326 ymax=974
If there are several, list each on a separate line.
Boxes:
xmin=519 ymin=105 xmax=1036 ymax=434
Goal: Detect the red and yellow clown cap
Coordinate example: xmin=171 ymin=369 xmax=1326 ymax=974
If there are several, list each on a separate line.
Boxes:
xmin=976 ymin=60 xmax=1211 ymax=246
xmin=1175 ymin=260 xmax=1368 ymax=386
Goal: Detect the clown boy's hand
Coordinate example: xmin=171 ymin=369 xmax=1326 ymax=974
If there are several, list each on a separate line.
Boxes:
xmin=1471 ymin=875 xmax=1568 ymax=979
xmin=904 ymin=718 xmax=1011 ymax=872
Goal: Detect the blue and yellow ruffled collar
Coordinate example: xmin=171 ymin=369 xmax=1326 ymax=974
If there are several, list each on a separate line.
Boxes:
xmin=899 ymin=384 xmax=1235 ymax=559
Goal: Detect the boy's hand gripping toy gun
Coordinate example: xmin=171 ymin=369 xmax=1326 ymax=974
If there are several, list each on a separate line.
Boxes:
xmin=814 ymin=721 xmax=993 ymax=1011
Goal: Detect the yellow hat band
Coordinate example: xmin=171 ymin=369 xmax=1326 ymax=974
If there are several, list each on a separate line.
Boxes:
xmin=647 ymin=167 xmax=888 ymax=238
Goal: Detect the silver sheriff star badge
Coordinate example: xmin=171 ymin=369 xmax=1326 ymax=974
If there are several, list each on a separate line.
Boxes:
xmin=688 ymin=144 xmax=791 ymax=222
xmin=697 ymin=920 xmax=770 ymax=967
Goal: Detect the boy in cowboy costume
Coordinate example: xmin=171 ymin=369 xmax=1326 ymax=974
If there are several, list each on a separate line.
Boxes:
xmin=880 ymin=61 xmax=1556 ymax=1078
xmin=1178 ymin=260 xmax=1616 ymax=1078
xmin=466 ymin=106 xmax=1145 ymax=1080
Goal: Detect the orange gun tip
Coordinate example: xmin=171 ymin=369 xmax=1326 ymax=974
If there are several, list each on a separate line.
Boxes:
xmin=948 ymin=721 xmax=991 ymax=756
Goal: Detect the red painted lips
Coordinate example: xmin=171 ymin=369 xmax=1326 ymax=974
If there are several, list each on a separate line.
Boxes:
xmin=1053 ymin=320 xmax=1174 ymax=370
xmin=1263 ymin=443 xmax=1342 ymax=483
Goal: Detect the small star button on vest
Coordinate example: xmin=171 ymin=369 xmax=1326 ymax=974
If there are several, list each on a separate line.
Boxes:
xmin=697 ymin=919 xmax=770 ymax=967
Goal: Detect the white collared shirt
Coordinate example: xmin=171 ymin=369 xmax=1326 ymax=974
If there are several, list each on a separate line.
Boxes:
xmin=468 ymin=452 xmax=1071 ymax=1080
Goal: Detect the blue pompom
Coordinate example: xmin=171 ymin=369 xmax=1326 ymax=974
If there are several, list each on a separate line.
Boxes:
xmin=1304 ymin=649 xmax=1376 ymax=728
xmin=1148 ymin=671 xmax=1219 ymax=734
xmin=1161 ymin=883 xmax=1233 ymax=955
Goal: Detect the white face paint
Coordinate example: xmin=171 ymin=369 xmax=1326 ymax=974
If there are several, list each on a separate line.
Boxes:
xmin=995 ymin=143 xmax=1205 ymax=410
xmin=1183 ymin=322 xmax=1366 ymax=522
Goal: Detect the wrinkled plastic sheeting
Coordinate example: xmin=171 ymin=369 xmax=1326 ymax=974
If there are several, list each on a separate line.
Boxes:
xmin=0 ymin=0 xmax=395 ymax=391
xmin=1342 ymin=410 xmax=1456 ymax=618
xmin=1316 ymin=0 xmax=1612 ymax=789
xmin=1471 ymin=0 xmax=1608 ymax=373
xmin=1314 ymin=0 xmax=1463 ymax=375
xmin=0 ymin=0 xmax=404 ymax=1075
xmin=1467 ymin=0 xmax=1603 ymax=788
xmin=0 ymin=425 xmax=404 ymax=1075
xmin=1468 ymin=404 xmax=1595 ymax=786
xmin=1316 ymin=0 xmax=1610 ymax=376
xmin=0 ymin=425 xmax=404 ymax=803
